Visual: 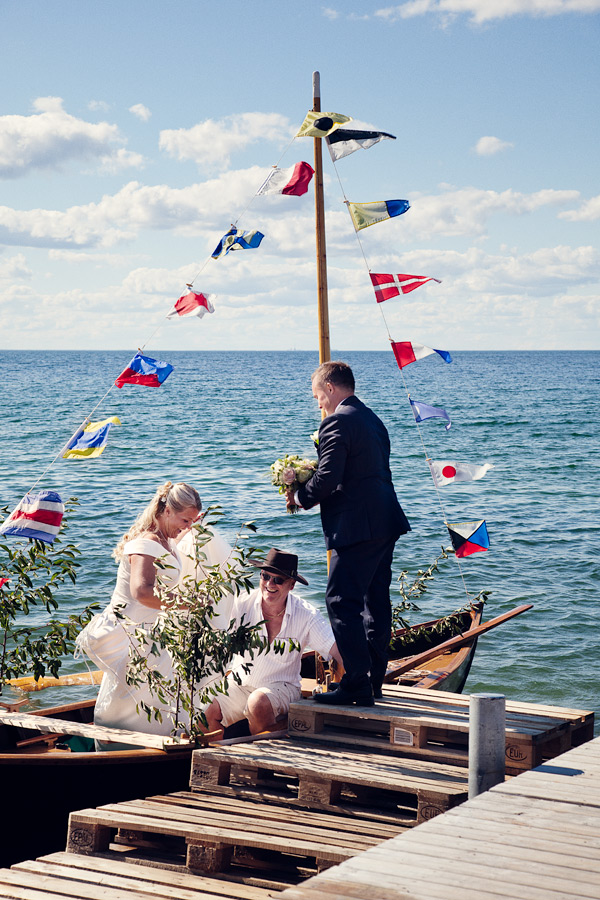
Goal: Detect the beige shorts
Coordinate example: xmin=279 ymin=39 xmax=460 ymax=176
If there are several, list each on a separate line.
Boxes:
xmin=216 ymin=681 xmax=301 ymax=728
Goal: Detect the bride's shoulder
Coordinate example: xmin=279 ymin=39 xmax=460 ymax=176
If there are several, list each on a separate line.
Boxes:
xmin=124 ymin=533 xmax=166 ymax=557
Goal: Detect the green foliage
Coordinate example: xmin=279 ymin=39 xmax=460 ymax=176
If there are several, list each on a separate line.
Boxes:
xmin=391 ymin=547 xmax=491 ymax=651
xmin=0 ymin=499 xmax=100 ymax=693
xmin=121 ymin=507 xmax=299 ymax=741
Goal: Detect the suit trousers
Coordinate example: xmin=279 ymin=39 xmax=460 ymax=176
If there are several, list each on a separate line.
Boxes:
xmin=325 ymin=535 xmax=397 ymax=691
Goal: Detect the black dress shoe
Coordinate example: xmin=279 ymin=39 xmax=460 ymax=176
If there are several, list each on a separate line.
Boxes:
xmin=313 ymin=686 xmax=374 ymax=707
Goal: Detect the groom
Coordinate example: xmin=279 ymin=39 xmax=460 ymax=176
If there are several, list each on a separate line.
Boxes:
xmin=290 ymin=361 xmax=410 ymax=705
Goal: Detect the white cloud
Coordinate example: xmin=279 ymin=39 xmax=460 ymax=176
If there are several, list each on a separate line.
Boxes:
xmin=0 ymin=252 xmax=31 ymax=281
xmin=474 ymin=136 xmax=514 ymax=156
xmin=0 ymin=97 xmax=143 ymax=178
xmin=0 ymin=166 xmax=304 ymax=249
xmin=88 ymin=100 xmax=111 ymax=112
xmin=559 ymin=194 xmax=600 ymax=222
xmin=375 ymin=1 xmax=600 ymax=23
xmin=129 ymin=104 xmax=151 ymax=122
xmin=159 ymin=113 xmax=295 ymax=169
xmin=1 ymin=242 xmax=597 ymax=350
xmin=322 ymin=7 xmax=340 ymax=18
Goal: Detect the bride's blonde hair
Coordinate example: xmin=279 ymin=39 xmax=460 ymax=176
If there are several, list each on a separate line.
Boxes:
xmin=113 ymin=481 xmax=201 ymax=560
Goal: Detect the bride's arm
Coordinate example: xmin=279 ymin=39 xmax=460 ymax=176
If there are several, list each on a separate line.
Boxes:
xmin=129 ymin=554 xmax=163 ymax=609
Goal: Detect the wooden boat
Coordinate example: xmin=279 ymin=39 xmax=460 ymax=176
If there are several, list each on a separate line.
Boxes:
xmin=299 ymin=601 xmax=484 ymax=697
xmin=0 ymin=698 xmax=195 ymax=867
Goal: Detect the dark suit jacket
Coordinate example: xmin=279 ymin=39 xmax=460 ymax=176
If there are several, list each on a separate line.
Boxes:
xmin=297 ymin=395 xmax=410 ymax=550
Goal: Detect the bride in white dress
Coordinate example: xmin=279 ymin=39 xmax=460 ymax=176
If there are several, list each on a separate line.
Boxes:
xmin=75 ymin=481 xmax=201 ymax=744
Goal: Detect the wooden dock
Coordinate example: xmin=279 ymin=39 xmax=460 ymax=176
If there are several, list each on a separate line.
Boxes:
xmin=0 ymin=691 xmax=595 ymax=898
xmin=279 ymin=734 xmax=600 ymax=900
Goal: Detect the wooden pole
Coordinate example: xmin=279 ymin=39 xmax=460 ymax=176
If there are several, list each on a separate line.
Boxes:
xmin=313 ymin=71 xmax=331 ymax=366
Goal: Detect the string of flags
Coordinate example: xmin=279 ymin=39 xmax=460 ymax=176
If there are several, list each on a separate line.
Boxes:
xmin=1 ymin=101 xmax=494 ymax=571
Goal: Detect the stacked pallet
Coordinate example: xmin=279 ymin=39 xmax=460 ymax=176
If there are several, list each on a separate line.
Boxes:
xmin=288 ymin=685 xmax=594 ymax=773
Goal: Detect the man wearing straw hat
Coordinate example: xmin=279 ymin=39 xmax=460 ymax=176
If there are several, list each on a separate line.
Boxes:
xmin=290 ymin=361 xmax=410 ymax=707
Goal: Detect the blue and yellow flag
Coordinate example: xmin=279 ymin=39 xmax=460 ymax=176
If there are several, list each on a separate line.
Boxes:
xmin=63 ymin=416 xmax=121 ymax=459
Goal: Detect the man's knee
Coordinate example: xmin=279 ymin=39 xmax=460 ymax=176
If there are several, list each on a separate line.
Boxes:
xmin=204 ymin=699 xmax=223 ymax=729
xmin=246 ymin=689 xmax=276 ymax=723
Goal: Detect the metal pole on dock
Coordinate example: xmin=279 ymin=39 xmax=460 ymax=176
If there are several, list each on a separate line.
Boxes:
xmin=469 ymin=693 xmax=506 ymax=798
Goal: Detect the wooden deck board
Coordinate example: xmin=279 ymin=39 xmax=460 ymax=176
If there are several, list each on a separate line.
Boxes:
xmin=279 ymin=733 xmax=600 ymax=900
xmin=1 ymin=853 xmax=278 ymax=899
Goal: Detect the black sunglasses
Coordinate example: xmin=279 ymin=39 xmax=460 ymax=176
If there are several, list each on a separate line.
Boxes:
xmin=260 ymin=571 xmax=287 ymax=586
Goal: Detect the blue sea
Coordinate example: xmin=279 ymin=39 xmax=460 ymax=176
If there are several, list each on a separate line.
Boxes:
xmin=1 ymin=350 xmax=598 ymax=731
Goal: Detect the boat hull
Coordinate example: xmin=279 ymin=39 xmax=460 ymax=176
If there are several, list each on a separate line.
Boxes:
xmin=0 ymin=699 xmax=192 ymax=868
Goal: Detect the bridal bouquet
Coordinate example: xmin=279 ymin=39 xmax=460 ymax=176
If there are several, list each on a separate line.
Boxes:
xmin=270 ymin=454 xmax=317 ymax=514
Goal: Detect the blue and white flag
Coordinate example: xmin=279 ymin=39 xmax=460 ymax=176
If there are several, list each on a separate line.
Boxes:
xmin=410 ymin=398 xmax=451 ymax=430
xmin=212 ymin=226 xmax=264 ymax=259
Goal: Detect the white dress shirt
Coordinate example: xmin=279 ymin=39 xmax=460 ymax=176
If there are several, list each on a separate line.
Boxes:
xmin=228 ymin=588 xmax=334 ymax=689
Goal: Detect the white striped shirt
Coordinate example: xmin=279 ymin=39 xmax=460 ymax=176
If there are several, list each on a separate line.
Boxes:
xmin=228 ymin=588 xmax=334 ymax=689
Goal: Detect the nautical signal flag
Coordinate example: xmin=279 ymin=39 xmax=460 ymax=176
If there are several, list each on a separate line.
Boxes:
xmin=115 ymin=353 xmax=173 ymax=389
xmin=370 ymin=273 xmax=442 ymax=302
xmin=0 ymin=578 xmax=8 ymax=589
xmin=212 ymin=226 xmax=264 ymax=259
xmin=258 ymin=161 xmax=314 ymax=197
xmin=167 ymin=291 xmax=215 ymax=320
xmin=62 ymin=416 xmax=121 ymax=460
xmin=296 ymin=111 xmax=352 ymax=138
xmin=446 ymin=520 xmax=490 ymax=558
xmin=0 ymin=491 xmax=64 ymax=544
xmin=391 ymin=341 xmax=452 ymax=369
xmin=346 ymin=200 xmax=410 ymax=232
xmin=410 ymin=398 xmax=451 ymax=430
xmin=326 ymin=128 xmax=396 ymax=162
xmin=429 ymin=460 xmax=494 ymax=488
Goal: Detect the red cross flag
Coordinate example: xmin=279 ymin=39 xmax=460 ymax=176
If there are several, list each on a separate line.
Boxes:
xmin=167 ymin=291 xmax=215 ymax=320
xmin=370 ymin=273 xmax=441 ymax=302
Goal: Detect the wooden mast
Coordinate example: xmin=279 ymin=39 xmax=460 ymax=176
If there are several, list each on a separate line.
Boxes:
xmin=313 ymin=71 xmax=331 ymax=366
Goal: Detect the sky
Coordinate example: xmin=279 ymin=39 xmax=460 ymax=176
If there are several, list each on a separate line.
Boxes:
xmin=0 ymin=0 xmax=599 ymax=352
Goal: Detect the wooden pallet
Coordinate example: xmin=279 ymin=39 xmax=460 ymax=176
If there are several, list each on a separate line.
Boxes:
xmin=0 ymin=851 xmax=280 ymax=899
xmin=189 ymin=739 xmax=469 ymax=825
xmin=382 ymin=683 xmax=594 ymax=746
xmin=287 ymin=692 xmax=579 ymax=772
xmin=66 ymin=790 xmax=401 ymax=877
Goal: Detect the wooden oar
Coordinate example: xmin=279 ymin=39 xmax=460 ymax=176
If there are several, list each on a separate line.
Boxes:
xmin=389 ymin=603 xmax=533 ymax=678
xmin=7 ymin=670 xmax=103 ymax=691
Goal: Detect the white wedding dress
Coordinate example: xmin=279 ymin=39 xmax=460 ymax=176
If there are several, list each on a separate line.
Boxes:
xmin=76 ymin=528 xmax=235 ymax=746
xmin=75 ymin=537 xmax=183 ymax=745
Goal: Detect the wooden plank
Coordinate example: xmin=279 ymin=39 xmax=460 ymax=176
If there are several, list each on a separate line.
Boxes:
xmin=160 ymin=791 xmax=402 ymax=840
xmin=98 ymin=797 xmax=384 ymax=853
xmin=323 ymin=846 xmax=600 ymax=899
xmin=0 ymin=711 xmax=192 ymax=751
xmin=0 ymin=867 xmax=157 ymax=900
xmin=32 ymin=853 xmax=274 ymax=900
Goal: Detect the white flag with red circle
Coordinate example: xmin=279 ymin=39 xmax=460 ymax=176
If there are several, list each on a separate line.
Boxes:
xmin=428 ymin=460 xmax=494 ymax=488
xmin=167 ymin=291 xmax=215 ymax=320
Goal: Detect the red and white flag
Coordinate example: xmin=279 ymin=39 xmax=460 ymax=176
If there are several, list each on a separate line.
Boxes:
xmin=167 ymin=291 xmax=215 ymax=320
xmin=370 ymin=273 xmax=441 ymax=302
xmin=391 ymin=341 xmax=452 ymax=369
xmin=257 ymin=161 xmax=314 ymax=197
xmin=428 ymin=460 xmax=494 ymax=488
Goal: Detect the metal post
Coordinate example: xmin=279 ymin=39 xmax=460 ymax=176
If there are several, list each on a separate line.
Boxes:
xmin=469 ymin=693 xmax=506 ymax=799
